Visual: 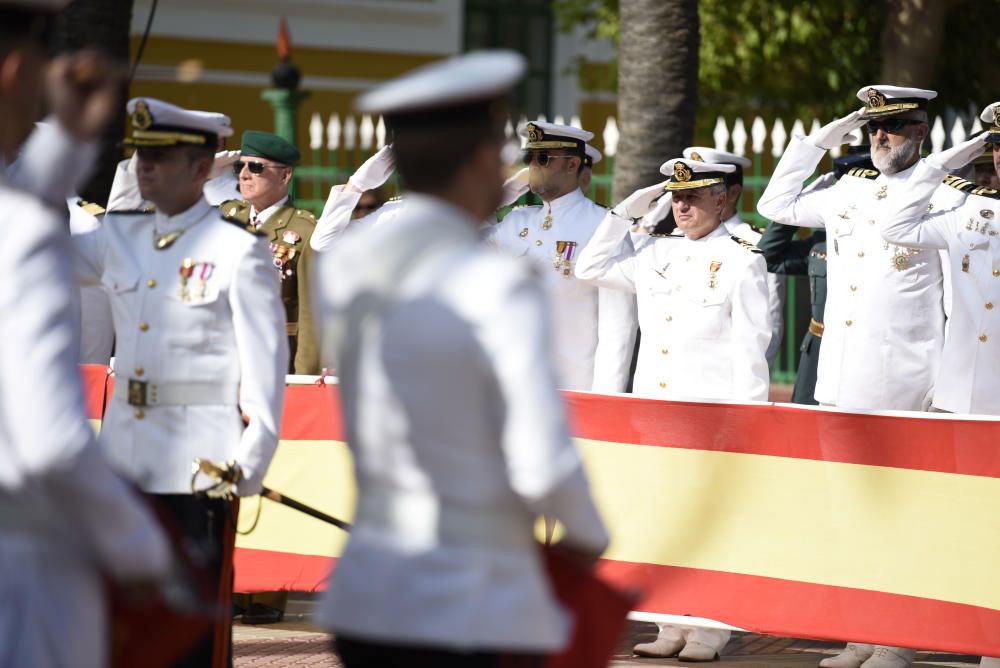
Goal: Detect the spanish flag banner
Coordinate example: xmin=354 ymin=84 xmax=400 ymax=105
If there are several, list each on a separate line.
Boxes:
xmin=78 ymin=369 xmax=1000 ymax=656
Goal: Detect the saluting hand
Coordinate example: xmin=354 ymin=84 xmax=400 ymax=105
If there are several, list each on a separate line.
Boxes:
xmin=46 ymin=50 xmax=124 ymax=140
xmin=806 ymin=108 xmax=866 ymax=150
xmin=499 ymin=167 xmax=529 ymax=208
xmin=925 ymin=131 xmax=991 ymax=172
xmin=347 ymin=144 xmax=396 ymax=193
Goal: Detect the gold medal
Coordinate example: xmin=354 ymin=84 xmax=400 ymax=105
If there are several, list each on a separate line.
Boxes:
xmin=154 ymin=230 xmax=184 ymax=250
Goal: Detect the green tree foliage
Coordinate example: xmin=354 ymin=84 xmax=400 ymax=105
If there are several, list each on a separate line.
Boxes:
xmin=555 ymin=0 xmax=999 ymax=123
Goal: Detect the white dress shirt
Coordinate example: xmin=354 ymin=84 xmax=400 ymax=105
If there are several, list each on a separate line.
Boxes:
xmin=576 ymin=211 xmax=771 ymax=400
xmin=485 ymin=188 xmax=638 ymax=392
xmin=313 ymin=193 xmax=608 ymax=651
xmin=757 ymin=137 xmax=959 ymax=410
xmin=881 ymin=160 xmax=1000 ymax=414
xmin=72 ymin=198 xmax=288 ymax=494
xmin=0 ymin=175 xmax=169 ymax=668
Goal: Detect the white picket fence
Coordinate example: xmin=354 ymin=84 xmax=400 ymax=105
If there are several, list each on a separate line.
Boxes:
xmin=307 ymin=110 xmax=984 ymax=161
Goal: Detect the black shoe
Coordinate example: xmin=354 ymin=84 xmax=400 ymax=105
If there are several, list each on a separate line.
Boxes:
xmin=242 ymin=602 xmax=285 ymax=625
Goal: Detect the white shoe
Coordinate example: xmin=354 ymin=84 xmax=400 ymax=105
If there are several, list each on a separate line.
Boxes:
xmin=819 ymin=643 xmax=875 ymax=668
xmin=678 ymin=640 xmax=719 ymax=662
xmin=981 ymin=658 xmax=1000 ymax=668
xmin=859 ymin=646 xmax=914 ymax=668
xmin=634 ymin=636 xmax=684 ymax=658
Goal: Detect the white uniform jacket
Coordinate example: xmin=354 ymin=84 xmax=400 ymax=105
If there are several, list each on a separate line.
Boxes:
xmin=485 ymin=188 xmax=638 ymax=392
xmin=882 ymin=161 xmax=1000 ymax=415
xmin=72 ymin=198 xmax=288 ymax=494
xmin=575 ymin=211 xmax=771 ymax=401
xmin=0 ymin=177 xmax=169 ymax=668
xmin=68 ymin=199 xmax=114 ymax=364
xmin=757 ymin=137 xmax=957 ymax=410
xmin=310 ymin=185 xmax=406 ymax=252
xmin=313 ymin=193 xmax=609 ymax=652
xmin=723 ymin=214 xmax=787 ymax=368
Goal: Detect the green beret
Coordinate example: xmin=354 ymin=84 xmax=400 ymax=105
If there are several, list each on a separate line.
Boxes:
xmin=240 ymin=130 xmax=300 ymax=166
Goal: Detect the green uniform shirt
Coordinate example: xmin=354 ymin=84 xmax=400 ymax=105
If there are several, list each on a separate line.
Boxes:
xmin=221 ymin=199 xmax=320 ymax=375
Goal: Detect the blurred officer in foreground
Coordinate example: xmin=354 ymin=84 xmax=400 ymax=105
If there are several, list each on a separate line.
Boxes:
xmin=312 ymin=50 xmax=609 ymax=667
xmin=71 ymin=97 xmax=288 ymax=666
xmin=222 ymin=130 xmax=320 ymax=376
xmin=0 ymin=2 xmax=172 ymax=667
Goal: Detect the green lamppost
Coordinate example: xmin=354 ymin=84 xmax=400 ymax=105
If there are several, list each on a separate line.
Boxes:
xmin=262 ymin=19 xmax=309 ymax=198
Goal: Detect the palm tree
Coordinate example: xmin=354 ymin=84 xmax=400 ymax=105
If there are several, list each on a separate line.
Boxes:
xmin=52 ymin=0 xmax=135 ymax=206
xmin=613 ymin=0 xmax=699 ymax=203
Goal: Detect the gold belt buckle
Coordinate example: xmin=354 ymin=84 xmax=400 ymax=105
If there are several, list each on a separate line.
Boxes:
xmin=127 ymin=379 xmax=148 ymax=406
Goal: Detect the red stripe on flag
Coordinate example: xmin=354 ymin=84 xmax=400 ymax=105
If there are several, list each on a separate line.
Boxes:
xmin=234 ymin=547 xmax=335 ymax=594
xmin=564 ymin=392 xmax=1000 ymax=478
xmin=280 ymin=384 xmax=343 ymax=441
xmin=80 ymin=364 xmax=108 ymax=420
xmin=600 ymin=559 xmax=1000 ymax=657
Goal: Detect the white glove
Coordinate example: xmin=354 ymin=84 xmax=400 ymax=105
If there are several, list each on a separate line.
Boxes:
xmin=499 ymin=167 xmax=529 ymax=207
xmin=806 ymin=109 xmax=866 ymax=150
xmin=348 ymin=144 xmax=395 ymax=192
xmin=925 ymin=131 xmax=990 ymax=171
xmin=612 ymin=181 xmax=668 ymax=220
xmin=209 ymin=150 xmax=241 ymax=179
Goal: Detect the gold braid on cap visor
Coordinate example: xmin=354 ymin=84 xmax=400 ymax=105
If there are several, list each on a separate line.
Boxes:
xmin=665 ymin=177 xmax=725 ymax=190
xmin=124 ymin=130 xmax=209 ymax=146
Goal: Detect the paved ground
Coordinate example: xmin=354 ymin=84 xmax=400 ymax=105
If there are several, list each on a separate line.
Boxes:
xmin=234 ymin=600 xmax=983 ymax=667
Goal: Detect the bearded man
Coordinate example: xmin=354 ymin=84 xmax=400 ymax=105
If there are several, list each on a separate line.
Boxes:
xmin=757 ymin=85 xmax=968 ymax=668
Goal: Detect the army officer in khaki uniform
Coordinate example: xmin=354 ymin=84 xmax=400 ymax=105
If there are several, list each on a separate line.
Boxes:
xmin=222 ymin=130 xmax=320 ymax=375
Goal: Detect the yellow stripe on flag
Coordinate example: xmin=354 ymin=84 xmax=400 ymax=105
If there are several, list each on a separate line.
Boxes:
xmin=236 ymin=440 xmax=355 ymax=557
xmin=577 ymin=438 xmax=1000 ymax=611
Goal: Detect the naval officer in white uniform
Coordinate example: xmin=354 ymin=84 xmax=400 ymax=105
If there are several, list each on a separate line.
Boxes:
xmin=313 ymin=50 xmax=609 ymax=668
xmin=880 ymin=114 xmax=1000 ymax=417
xmin=485 ymin=120 xmax=637 ymax=393
xmin=683 ymin=147 xmax=787 ymax=368
xmin=0 ymin=3 xmax=171 ymax=666
xmin=757 ymin=85 xmax=963 ymax=668
xmin=71 ymin=97 xmax=288 ymax=666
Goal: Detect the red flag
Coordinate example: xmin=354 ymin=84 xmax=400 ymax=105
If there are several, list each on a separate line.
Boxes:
xmin=543 ymin=546 xmax=636 ymax=668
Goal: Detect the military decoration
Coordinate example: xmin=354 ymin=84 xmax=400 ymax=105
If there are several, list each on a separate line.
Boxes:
xmin=708 ymin=260 xmax=722 ymax=289
xmin=875 ymin=185 xmax=888 ymax=200
xmin=542 ymin=205 xmax=553 ymax=231
xmin=866 ymin=88 xmax=886 ymax=111
xmin=282 ymin=230 xmax=301 ymax=244
xmin=553 ymin=240 xmax=577 ymax=277
xmin=888 ymin=244 xmax=919 ymax=271
xmin=154 ymin=230 xmax=185 ymax=250
xmin=269 ymin=243 xmax=298 ymax=280
xmin=194 ymin=262 xmax=214 ymax=299
xmin=178 ymin=258 xmax=195 ymax=300
xmin=962 ymin=254 xmax=970 ymax=273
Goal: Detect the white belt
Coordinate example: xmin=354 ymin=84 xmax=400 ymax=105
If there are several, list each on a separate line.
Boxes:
xmin=354 ymin=480 xmax=535 ymax=550
xmin=113 ymin=378 xmax=239 ymax=407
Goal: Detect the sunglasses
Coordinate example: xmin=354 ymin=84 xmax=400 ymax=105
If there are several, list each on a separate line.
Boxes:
xmin=521 ymin=152 xmax=575 ymax=167
xmin=866 ymin=119 xmax=922 ymax=135
xmin=233 ymin=160 xmax=286 ymax=176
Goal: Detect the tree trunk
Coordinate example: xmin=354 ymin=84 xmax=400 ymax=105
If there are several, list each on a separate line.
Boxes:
xmin=51 ymin=0 xmax=135 ymax=206
xmin=614 ymin=0 xmax=699 ymax=203
xmin=879 ymin=0 xmax=951 ymax=86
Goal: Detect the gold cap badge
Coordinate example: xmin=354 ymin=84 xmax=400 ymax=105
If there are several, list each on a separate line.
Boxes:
xmin=993 ymin=107 xmax=1000 ymax=130
xmin=526 ymin=123 xmax=543 ymax=143
xmin=131 ymin=100 xmax=153 ymax=131
xmin=866 ymin=88 xmax=886 ymax=110
xmin=674 ymin=161 xmax=692 ymax=182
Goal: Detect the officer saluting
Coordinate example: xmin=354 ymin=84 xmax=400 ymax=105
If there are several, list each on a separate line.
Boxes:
xmin=72 ymin=97 xmax=288 ymax=666
xmin=222 ymin=130 xmax=320 ymax=375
